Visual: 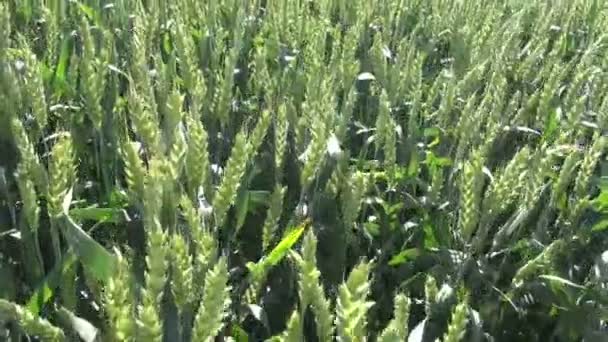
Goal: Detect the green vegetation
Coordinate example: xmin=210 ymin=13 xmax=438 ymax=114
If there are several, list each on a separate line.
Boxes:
xmin=0 ymin=0 xmax=607 ymax=341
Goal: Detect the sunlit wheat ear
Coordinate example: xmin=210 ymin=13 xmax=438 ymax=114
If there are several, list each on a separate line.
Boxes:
xmin=335 ymin=261 xmax=374 ymax=341
xmin=121 ymin=141 xmax=146 ymax=204
xmin=342 ymin=171 xmax=369 ymax=229
xmin=551 ymin=151 xmax=581 ymax=208
xmin=79 ymin=18 xmax=105 ymax=132
xmin=128 ymin=83 xmax=161 ymax=155
xmin=137 ymin=224 xmax=167 ymax=342
xmin=164 ymin=88 xmax=185 ymax=145
xmin=262 ymin=185 xmax=286 ymax=252
xmin=104 ymin=249 xmax=135 ymax=341
xmin=295 ymin=231 xmax=334 ymax=341
xmin=48 ymin=133 xmax=76 ymax=219
xmin=481 ymin=146 xmax=529 ymax=223
xmin=179 ymin=195 xmax=216 ymax=300
xmin=274 ymin=103 xmax=289 ymax=179
xmin=16 ymin=40 xmax=47 ymax=136
xmin=274 ymin=310 xmax=303 ymax=342
xmin=15 ymin=164 xmax=40 ymax=238
xmin=10 ymin=117 xmax=47 ymax=193
xmin=213 ymin=128 xmax=249 ymax=228
xmin=185 ymin=109 xmax=211 ymax=198
xmin=249 ymin=109 xmax=273 ymax=157
xmin=524 ymin=145 xmax=553 ymax=209
xmin=136 ymin=162 xmax=168 ymax=341
xmin=0 ymin=299 xmax=65 ymax=342
xmin=300 ymin=110 xmax=328 ymax=191
xmin=574 ymin=133 xmax=606 ymax=200
xmin=378 ymin=293 xmax=411 ymax=342
xmin=512 ymin=239 xmax=566 ymax=287
xmin=459 ymin=150 xmax=484 ymax=242
xmin=172 ymin=17 xmax=199 ymax=98
xmin=441 ymin=300 xmax=469 ymax=342
xmin=424 ymin=274 xmax=438 ymax=317
xmin=192 ymin=257 xmax=231 ymax=341
xmin=170 ymin=232 xmax=194 ymax=312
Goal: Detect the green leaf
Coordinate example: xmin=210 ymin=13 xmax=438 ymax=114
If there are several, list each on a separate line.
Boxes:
xmin=76 ymin=2 xmax=96 ymax=22
xmin=232 ymin=324 xmax=249 ymax=342
xmin=247 ymin=219 xmax=310 ymax=277
xmin=248 ymin=190 xmax=271 ymax=208
xmin=407 ymin=150 xmax=420 ymax=178
xmin=61 ymin=215 xmax=117 ymax=282
xmin=59 ymin=189 xmax=117 ymax=282
xmin=592 ymin=191 xmax=608 ymax=213
xmin=69 ymin=207 xmax=130 ymax=224
xmin=592 ymin=219 xmax=608 ymax=232
xmin=423 ymin=222 xmax=439 ymax=249
xmin=26 ymin=253 xmax=78 ymax=316
xmin=539 ymin=274 xmax=586 ymax=290
xmin=53 ymin=37 xmax=72 ymax=96
xmin=264 ymin=219 xmax=309 ymax=267
xmin=388 ymin=248 xmax=422 ymax=266
xmin=235 ymin=187 xmax=250 ymax=231
xmin=542 ymin=107 xmax=560 ymax=143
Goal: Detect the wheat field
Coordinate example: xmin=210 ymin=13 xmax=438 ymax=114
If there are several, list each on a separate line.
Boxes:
xmin=0 ymin=0 xmax=607 ymax=341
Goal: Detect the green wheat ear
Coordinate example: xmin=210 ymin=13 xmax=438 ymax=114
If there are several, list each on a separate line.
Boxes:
xmin=378 ymin=293 xmax=411 ymax=342
xmin=0 ymin=299 xmax=65 ymax=342
xmin=122 ymin=141 xmax=147 ymax=204
xmin=192 ymin=257 xmax=232 ymax=341
xmin=170 ymin=232 xmax=194 ymax=311
xmin=104 ymin=249 xmax=135 ymax=341
xmin=271 ymin=310 xmax=303 ymax=342
xmin=48 ymin=133 xmax=76 ymax=219
xmin=213 ymin=128 xmax=249 ymax=228
xmin=262 ymin=184 xmax=286 ymax=252
xmin=441 ymin=300 xmax=469 ymax=342
xmin=335 ymin=261 xmax=375 ymax=342
xmin=295 ymin=231 xmax=334 ymax=341
xmin=459 ymin=150 xmax=484 ymax=242
xmin=185 ymin=115 xmax=211 ymax=199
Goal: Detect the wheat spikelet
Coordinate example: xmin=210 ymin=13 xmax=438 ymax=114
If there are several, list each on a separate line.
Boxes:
xmin=269 ymin=310 xmax=303 ymax=342
xmin=0 ymin=299 xmax=64 ymax=341
xmin=15 ymin=40 xmax=47 ymax=136
xmin=104 ymin=249 xmax=135 ymax=341
xmin=192 ymin=257 xmax=231 ymax=342
xmin=170 ymin=233 xmax=194 ymax=311
xmin=274 ymin=103 xmax=289 ymax=178
xmin=295 ymin=231 xmax=334 ymax=341
xmin=262 ymin=185 xmax=286 ymax=252
xmin=249 ymin=109 xmax=272 ymax=157
xmin=378 ymin=293 xmax=411 ymax=342
xmin=128 ymin=83 xmax=161 ymax=155
xmin=551 ymin=151 xmax=582 ymax=209
xmin=574 ymin=133 xmax=606 ymax=200
xmin=48 ymin=133 xmax=76 ymax=218
xmin=185 ymin=114 xmax=210 ymax=199
xmin=441 ymin=301 xmax=469 ymax=342
xmin=10 ymin=117 xmax=47 ymax=193
xmin=15 ymin=164 xmax=39 ymax=234
xmin=121 ymin=141 xmax=146 ymax=204
xmin=300 ymin=108 xmax=328 ymax=191
xmin=213 ymin=128 xmax=249 ymax=228
xmin=79 ymin=18 xmax=105 ymax=131
xmin=335 ymin=261 xmax=374 ymax=341
xmin=136 ymin=163 xmax=168 ymax=341
xmin=459 ymin=150 xmax=484 ymax=242
xmin=342 ymin=171 xmax=369 ymax=230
